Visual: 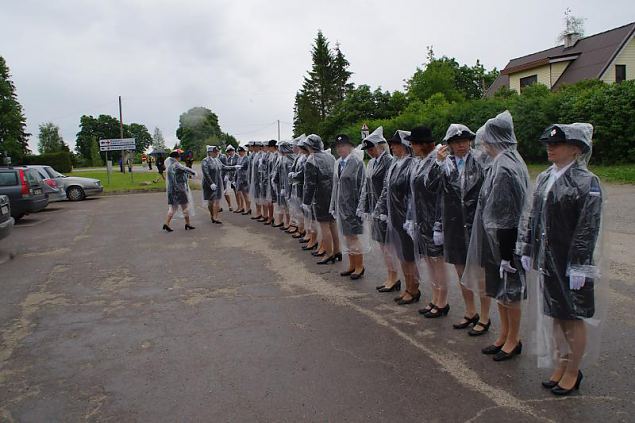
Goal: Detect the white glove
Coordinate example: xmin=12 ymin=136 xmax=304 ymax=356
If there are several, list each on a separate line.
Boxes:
xmin=379 ymin=214 xmax=387 ymax=222
xmin=356 ymin=209 xmax=364 ymax=218
xmin=433 ymin=231 xmax=444 ymax=246
xmin=301 ymin=204 xmax=311 ymax=214
xmin=288 ymin=172 xmax=294 ymax=179
xmin=569 ymin=271 xmax=586 ymax=290
xmin=499 ymin=259 xmax=518 ymax=279
xmin=280 ymin=189 xmax=285 ymax=196
xmin=329 ymin=209 xmax=336 ymax=218
xmin=521 ymin=255 xmax=531 ymax=272
xmin=224 ymin=176 xmax=229 ymax=183
xmin=234 ymin=165 xmax=242 ymax=169
xmin=403 ymin=220 xmax=415 ymax=238
xmin=210 ymin=184 xmax=217 ymax=191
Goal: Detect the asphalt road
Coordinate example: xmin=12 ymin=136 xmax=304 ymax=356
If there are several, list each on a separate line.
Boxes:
xmin=0 ymin=188 xmax=634 ymax=422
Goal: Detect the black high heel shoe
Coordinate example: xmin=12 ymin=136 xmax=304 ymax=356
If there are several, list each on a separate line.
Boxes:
xmin=312 ymin=251 xmax=326 ymax=257
xmin=551 ymin=371 xmax=583 ymax=396
xmin=396 ymin=290 xmax=421 ymax=305
xmin=162 ymin=224 xmax=173 ymax=232
xmin=424 ymin=304 xmax=450 ymax=318
xmin=317 ymin=255 xmax=337 ymax=265
xmin=250 ymin=215 xmax=262 ymax=220
xmin=272 ymin=223 xmax=284 ymax=228
xmin=334 ymin=252 xmax=342 ymax=262
xmin=340 ymin=269 xmax=355 ymax=276
xmin=493 ymin=341 xmax=522 ymax=362
xmin=185 ymin=224 xmax=196 ymax=230
xmin=418 ymin=303 xmax=435 ymax=315
xmin=302 ymin=244 xmax=317 ymax=251
xmin=468 ymin=320 xmax=491 ymax=336
xmin=350 ymin=268 xmax=365 ymax=280
xmin=292 ymin=232 xmax=305 ymax=239
xmin=482 ymin=344 xmax=504 ymax=355
xmin=211 ymin=219 xmax=222 ymax=225
xmin=377 ymin=280 xmax=401 ymax=292
xmin=453 ymin=314 xmax=480 ymax=329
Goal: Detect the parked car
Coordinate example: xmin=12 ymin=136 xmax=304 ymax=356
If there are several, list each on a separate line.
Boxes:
xmin=27 ymin=165 xmax=103 ymax=201
xmin=0 ymin=166 xmax=49 ymax=220
xmin=0 ymin=194 xmax=14 ymax=240
xmin=27 ymin=165 xmax=67 ymax=202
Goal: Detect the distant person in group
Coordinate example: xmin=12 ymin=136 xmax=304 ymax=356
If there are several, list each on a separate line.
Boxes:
xmin=148 ymin=155 xmax=153 ymax=170
xmin=302 ymin=134 xmax=341 ymax=264
xmin=520 ymin=123 xmax=604 ymax=396
xmin=235 ymin=145 xmax=251 ymax=214
xmin=156 ymin=155 xmax=166 ymax=180
xmin=221 ymin=145 xmax=239 ymax=211
xmin=375 ymin=130 xmax=420 ymax=305
xmin=202 ymin=145 xmax=225 ymax=224
xmin=358 ymin=127 xmax=398 ymax=292
xmin=426 ymin=124 xmax=490 ymax=335
xmin=163 ymin=150 xmax=196 ymax=232
xmin=331 ymin=134 xmax=367 ymax=279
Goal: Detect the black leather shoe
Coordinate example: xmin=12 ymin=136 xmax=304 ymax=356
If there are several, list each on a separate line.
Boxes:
xmin=551 ymin=371 xmax=583 ymax=396
xmin=542 ymin=379 xmax=559 ymax=389
xmin=377 ymin=281 xmax=401 ymax=292
xmin=340 ymin=269 xmax=355 ymax=277
xmin=334 ymin=252 xmax=343 ymax=262
xmin=317 ymin=255 xmax=337 ymax=265
xmin=350 ymin=268 xmax=365 ymax=280
xmin=312 ymin=251 xmax=326 ymax=257
xmin=482 ymin=344 xmax=503 ymax=355
xmin=493 ymin=341 xmax=522 ymax=362
xmin=397 ymin=290 xmax=421 ymax=305
xmin=424 ymin=304 xmax=450 ymax=318
xmin=185 ymin=224 xmax=196 ymax=230
xmin=162 ymin=224 xmax=173 ymax=232
xmin=302 ymin=244 xmax=317 ymax=251
xmin=272 ymin=223 xmax=284 ymax=228
xmin=418 ymin=303 xmax=435 ymax=315
xmin=453 ymin=314 xmax=479 ymax=329
xmin=468 ymin=320 xmax=491 ymax=336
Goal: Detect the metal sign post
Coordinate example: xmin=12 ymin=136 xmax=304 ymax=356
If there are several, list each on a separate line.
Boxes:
xmin=100 ymin=138 xmax=137 ymax=185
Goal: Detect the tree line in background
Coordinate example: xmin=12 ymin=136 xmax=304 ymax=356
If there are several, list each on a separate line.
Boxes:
xmin=293 ymin=33 xmax=635 ymax=164
xmin=0 ymin=54 xmax=236 ymax=168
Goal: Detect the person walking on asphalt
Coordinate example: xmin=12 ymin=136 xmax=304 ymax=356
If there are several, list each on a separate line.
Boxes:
xmin=163 ymin=150 xmax=196 ymax=232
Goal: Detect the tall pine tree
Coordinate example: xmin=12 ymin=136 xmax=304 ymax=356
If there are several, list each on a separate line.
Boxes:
xmin=293 ymin=31 xmax=353 ymax=136
xmin=0 ymin=56 xmax=30 ymax=160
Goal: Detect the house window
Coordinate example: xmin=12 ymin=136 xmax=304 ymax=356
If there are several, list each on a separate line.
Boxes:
xmin=615 ymin=65 xmax=626 ymax=83
xmin=520 ymin=75 xmax=538 ymax=92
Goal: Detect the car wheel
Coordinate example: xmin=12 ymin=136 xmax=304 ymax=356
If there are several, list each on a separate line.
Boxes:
xmin=67 ymin=186 xmax=86 ymax=201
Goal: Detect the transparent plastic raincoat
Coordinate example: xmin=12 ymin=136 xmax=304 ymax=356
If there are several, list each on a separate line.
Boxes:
xmin=288 ymin=136 xmax=307 ymax=226
xmin=302 ymin=134 xmax=335 ymax=222
xmin=330 ymin=147 xmax=369 ymax=254
xmin=235 ymin=150 xmax=251 ymax=194
xmin=521 ymin=123 xmax=606 ymax=368
xmin=201 ymin=153 xmax=225 ymax=203
xmin=165 ymin=156 xmax=196 ymax=217
xmin=461 ymin=111 xmax=530 ymax=305
xmin=273 ymin=142 xmax=296 ymax=211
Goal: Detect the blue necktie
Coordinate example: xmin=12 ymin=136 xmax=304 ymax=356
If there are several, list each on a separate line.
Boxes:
xmin=457 ymin=158 xmax=465 ymax=174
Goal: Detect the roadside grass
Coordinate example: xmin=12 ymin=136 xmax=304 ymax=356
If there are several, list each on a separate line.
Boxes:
xmin=65 ymin=170 xmax=201 ymax=193
xmin=527 ymin=163 xmax=635 ymax=184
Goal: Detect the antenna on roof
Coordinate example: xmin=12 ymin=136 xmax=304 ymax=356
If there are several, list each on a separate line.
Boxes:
xmin=558 ymin=8 xmax=585 ymax=48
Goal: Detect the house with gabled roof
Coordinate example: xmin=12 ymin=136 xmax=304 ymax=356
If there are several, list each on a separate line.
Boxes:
xmin=486 ymin=22 xmax=635 ymax=96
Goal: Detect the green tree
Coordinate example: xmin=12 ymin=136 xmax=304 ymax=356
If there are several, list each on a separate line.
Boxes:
xmin=89 ymin=138 xmax=103 ymax=166
xmin=75 ymin=114 xmax=151 ymax=162
xmin=127 ymin=123 xmax=152 ymax=153
xmin=151 ymin=127 xmax=166 ymax=151
xmin=0 ymin=56 xmax=30 ymax=160
xmin=176 ymin=107 xmax=223 ymax=157
xmin=38 ymin=122 xmax=68 ymax=154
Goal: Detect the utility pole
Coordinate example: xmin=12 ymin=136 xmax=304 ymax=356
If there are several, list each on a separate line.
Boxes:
xmin=119 ymin=96 xmax=125 ymax=174
xmin=277 ymin=120 xmax=281 ymax=141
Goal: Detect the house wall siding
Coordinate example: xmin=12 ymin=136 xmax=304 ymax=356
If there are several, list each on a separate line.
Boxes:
xmin=509 ymin=65 xmax=551 ymax=92
xmin=601 ymin=35 xmax=635 ymax=83
xmin=550 ymin=61 xmax=571 ymax=86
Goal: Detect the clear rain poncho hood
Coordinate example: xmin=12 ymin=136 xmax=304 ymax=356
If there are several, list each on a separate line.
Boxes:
xmin=278 ymin=141 xmax=294 ymax=154
xmin=361 ymin=126 xmax=386 ymax=149
xmin=539 ymin=123 xmax=594 ymax=164
xmin=443 ymin=124 xmax=476 ymax=143
xmin=292 ymin=133 xmax=307 ymax=146
xmin=461 ymin=110 xmax=530 ymax=305
xmin=302 ymin=134 xmax=324 ymax=151
xmin=165 ymin=156 xmax=196 ymax=217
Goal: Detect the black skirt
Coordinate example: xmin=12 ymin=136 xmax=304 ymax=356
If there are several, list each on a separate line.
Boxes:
xmin=340 ymin=213 xmax=363 ymax=236
xmin=484 ymin=256 xmax=527 ymax=303
xmin=168 ymin=191 xmax=188 ymax=206
xmin=542 ymin=274 xmax=595 ymax=320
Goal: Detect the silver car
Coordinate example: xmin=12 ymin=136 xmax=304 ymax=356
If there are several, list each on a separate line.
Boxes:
xmin=28 ymin=165 xmax=103 ymax=201
xmin=0 ymin=194 xmax=14 ymax=240
xmin=28 ymin=166 xmax=67 ymax=202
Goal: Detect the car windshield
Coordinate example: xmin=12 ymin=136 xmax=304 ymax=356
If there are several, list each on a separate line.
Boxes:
xmin=46 ymin=167 xmax=66 ymax=178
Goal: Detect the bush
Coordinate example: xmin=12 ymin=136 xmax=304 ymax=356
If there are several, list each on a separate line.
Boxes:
xmin=336 ymin=80 xmax=635 ymax=164
xmin=22 ymin=151 xmax=73 ymax=173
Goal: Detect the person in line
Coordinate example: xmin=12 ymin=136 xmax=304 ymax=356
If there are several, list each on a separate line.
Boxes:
xmin=426 ymin=124 xmax=491 ymax=335
xmin=520 ymin=123 xmax=603 ymax=395
xmin=358 ymin=127 xmax=398 ymax=292
xmin=249 ymin=141 xmax=264 ymax=220
xmin=235 ymin=145 xmax=251 ymax=214
xmin=221 ymin=145 xmax=239 ymax=212
xmin=331 ymin=134 xmax=368 ymax=279
xmin=462 ymin=111 xmax=530 ymax=361
xmin=302 ymin=134 xmax=341 ymax=264
xmin=285 ymin=134 xmax=307 ymax=235
xmin=375 ymin=130 xmax=420 ymax=305
xmin=257 ymin=140 xmax=277 ymax=225
xmin=273 ymin=141 xmax=296 ymax=230
xmin=156 ymin=154 xmax=166 ymax=181
xmin=163 ymin=150 xmax=196 ymax=232
xmin=405 ymin=126 xmax=450 ymax=317
xmin=201 ymin=145 xmax=225 ymax=224
xmin=289 ymin=137 xmax=310 ymax=240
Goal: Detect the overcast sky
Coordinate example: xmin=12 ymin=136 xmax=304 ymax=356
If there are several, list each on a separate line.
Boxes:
xmin=2 ymin=0 xmax=634 ymax=152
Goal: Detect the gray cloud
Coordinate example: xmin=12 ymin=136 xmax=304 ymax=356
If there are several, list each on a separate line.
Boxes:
xmin=1 ymin=0 xmax=633 ymax=152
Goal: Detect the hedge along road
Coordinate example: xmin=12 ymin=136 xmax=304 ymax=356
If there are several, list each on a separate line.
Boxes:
xmin=0 ymin=185 xmax=633 ymax=422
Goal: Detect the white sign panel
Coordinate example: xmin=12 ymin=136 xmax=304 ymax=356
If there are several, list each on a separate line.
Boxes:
xmin=99 ymin=138 xmax=136 ymax=151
